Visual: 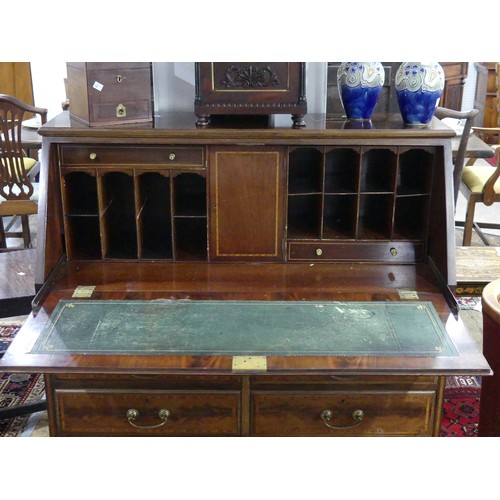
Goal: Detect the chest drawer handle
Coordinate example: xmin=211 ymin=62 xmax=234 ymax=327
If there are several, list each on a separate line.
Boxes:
xmin=320 ymin=409 xmax=364 ymax=430
xmin=169 ymin=153 xmax=176 ymax=161
xmin=89 ymin=152 xmax=97 ymax=160
xmin=126 ymin=408 xmax=171 ymax=429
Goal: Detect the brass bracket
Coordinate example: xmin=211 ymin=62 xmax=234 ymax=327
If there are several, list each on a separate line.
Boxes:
xmin=398 ymin=289 xmax=419 ymax=300
xmin=232 ymin=356 xmax=267 ymax=372
xmin=72 ymin=286 xmax=96 ymax=298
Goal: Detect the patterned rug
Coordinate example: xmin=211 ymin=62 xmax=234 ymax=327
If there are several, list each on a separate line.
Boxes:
xmin=440 ymin=375 xmax=481 ymax=437
xmin=439 ymin=297 xmax=483 ymax=437
xmin=0 ymin=323 xmax=45 ymax=437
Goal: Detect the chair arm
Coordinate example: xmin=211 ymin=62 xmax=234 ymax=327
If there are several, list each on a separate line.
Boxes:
xmin=472 ymin=126 xmax=500 ymax=134
xmin=472 ymin=126 xmax=500 ymax=144
xmin=435 ymin=107 xmax=479 ymax=121
xmin=483 ymin=154 xmax=500 ymax=206
xmin=0 ymin=93 xmax=48 ymax=124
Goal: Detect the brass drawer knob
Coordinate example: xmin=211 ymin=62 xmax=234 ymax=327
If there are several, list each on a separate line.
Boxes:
xmin=168 ymin=153 xmax=176 ymax=161
xmin=390 ymin=247 xmax=398 ymax=256
xmin=89 ymin=152 xmax=97 ymax=160
xmin=320 ymin=409 xmax=365 ymax=430
xmin=116 ymin=75 xmax=124 ymax=83
xmin=316 ymin=248 xmax=323 ymax=256
xmin=126 ymin=408 xmax=171 ymax=429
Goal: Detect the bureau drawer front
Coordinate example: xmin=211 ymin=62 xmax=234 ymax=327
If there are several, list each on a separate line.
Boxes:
xmin=54 ymin=389 xmax=240 ymax=436
xmin=288 ymin=241 xmax=424 ymax=263
xmin=251 ymin=375 xmax=438 ymax=390
xmin=251 ymin=391 xmax=436 ymax=436
xmin=51 ymin=373 xmax=239 ymax=389
xmin=60 ymin=145 xmax=205 ymax=167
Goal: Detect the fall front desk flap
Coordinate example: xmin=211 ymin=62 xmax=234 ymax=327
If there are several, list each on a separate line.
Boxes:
xmin=30 ymin=300 xmax=458 ymax=357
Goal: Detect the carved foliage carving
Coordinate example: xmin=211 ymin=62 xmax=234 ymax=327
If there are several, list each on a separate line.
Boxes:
xmin=221 ymin=65 xmax=280 ymax=89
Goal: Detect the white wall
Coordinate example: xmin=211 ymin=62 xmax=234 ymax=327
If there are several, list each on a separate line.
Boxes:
xmin=461 ymin=63 xmax=477 ymax=112
xmin=30 ymin=61 xmax=67 ymax=119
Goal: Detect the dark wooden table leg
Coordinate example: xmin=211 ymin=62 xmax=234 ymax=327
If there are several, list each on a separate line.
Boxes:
xmin=0 ymin=218 xmax=6 ymax=249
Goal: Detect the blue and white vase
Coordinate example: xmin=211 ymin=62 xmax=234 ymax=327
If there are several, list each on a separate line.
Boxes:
xmin=337 ymin=62 xmax=385 ymax=120
xmin=395 ymin=62 xmax=445 ymax=127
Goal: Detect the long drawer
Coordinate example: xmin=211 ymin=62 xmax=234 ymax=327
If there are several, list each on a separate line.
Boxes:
xmin=53 ymin=389 xmax=241 ymax=436
xmin=60 ymin=145 xmax=205 ymax=167
xmin=251 ymin=390 xmax=437 ymax=436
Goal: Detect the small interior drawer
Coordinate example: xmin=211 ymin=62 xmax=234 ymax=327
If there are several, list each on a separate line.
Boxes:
xmin=251 ymin=390 xmax=436 ymax=436
xmin=54 ymin=389 xmax=241 ymax=436
xmin=60 ymin=145 xmax=205 ymax=167
xmin=288 ymin=241 xmax=424 ymax=263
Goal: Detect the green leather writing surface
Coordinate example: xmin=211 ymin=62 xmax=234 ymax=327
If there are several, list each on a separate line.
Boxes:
xmin=31 ymin=300 xmax=458 ymax=357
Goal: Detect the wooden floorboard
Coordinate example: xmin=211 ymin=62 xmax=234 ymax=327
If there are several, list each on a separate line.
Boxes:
xmin=0 ymin=249 xmax=36 ymax=317
xmin=459 ymin=309 xmax=484 ymax=350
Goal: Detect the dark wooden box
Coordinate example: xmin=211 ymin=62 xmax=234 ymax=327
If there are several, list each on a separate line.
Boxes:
xmin=66 ymin=62 xmax=153 ymax=126
xmin=194 ymin=62 xmax=307 ymax=128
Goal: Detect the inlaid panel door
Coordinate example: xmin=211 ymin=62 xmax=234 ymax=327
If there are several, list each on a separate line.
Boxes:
xmin=209 ymin=146 xmax=285 ymax=261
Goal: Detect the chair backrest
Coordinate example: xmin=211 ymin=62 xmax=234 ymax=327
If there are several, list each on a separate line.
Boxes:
xmin=468 ymin=126 xmax=500 ymax=205
xmin=434 ymin=106 xmax=479 ymax=203
xmin=0 ymin=94 xmax=47 ymax=201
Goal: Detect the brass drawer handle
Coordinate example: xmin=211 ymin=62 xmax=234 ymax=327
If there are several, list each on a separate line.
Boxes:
xmin=116 ymin=103 xmax=127 ymax=117
xmin=116 ymin=75 xmax=124 ymax=83
xmin=168 ymin=153 xmax=176 ymax=161
xmin=316 ymin=248 xmax=323 ymax=256
xmin=126 ymin=408 xmax=171 ymax=429
xmin=89 ymin=152 xmax=97 ymax=160
xmin=320 ymin=409 xmax=365 ymax=430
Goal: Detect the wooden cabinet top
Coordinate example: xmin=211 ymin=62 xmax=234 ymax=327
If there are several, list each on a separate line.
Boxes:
xmin=38 ymin=111 xmax=455 ymax=143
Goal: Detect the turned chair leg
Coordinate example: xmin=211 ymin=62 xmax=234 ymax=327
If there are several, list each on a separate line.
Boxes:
xmin=462 ymin=197 xmax=476 ymax=246
xmin=21 ymin=215 xmax=32 ymax=249
xmin=0 ymin=218 xmax=6 ymax=248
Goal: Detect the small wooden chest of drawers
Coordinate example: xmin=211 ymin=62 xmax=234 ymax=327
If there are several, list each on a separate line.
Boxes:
xmin=66 ymin=62 xmax=153 ymax=126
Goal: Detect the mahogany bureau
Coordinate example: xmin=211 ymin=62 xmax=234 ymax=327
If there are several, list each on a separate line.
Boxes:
xmin=0 ymin=111 xmax=490 ymax=436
